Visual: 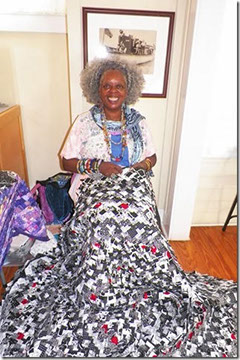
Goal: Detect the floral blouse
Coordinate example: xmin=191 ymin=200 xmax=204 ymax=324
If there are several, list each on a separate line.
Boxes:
xmin=60 ymin=110 xmax=155 ymax=202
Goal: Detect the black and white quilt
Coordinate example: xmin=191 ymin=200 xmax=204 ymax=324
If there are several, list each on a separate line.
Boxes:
xmin=0 ymin=168 xmax=237 ymax=357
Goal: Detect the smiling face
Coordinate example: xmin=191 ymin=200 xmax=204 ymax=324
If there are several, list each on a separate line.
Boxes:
xmin=99 ymin=69 xmax=128 ymax=120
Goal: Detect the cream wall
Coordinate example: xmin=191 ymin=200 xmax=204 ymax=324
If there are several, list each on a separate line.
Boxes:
xmin=0 ymin=32 xmax=70 ymax=188
xmin=192 ymin=158 xmax=237 ymax=225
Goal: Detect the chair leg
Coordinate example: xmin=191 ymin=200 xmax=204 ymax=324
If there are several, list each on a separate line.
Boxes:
xmin=222 ymin=195 xmax=237 ymax=231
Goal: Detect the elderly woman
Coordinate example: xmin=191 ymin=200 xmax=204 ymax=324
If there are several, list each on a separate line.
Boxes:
xmin=60 ymin=56 xmax=156 ymax=202
xmin=0 ymin=57 xmax=237 ymax=358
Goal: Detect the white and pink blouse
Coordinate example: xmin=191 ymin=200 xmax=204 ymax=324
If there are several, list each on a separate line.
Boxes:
xmin=60 ymin=110 xmax=155 ymax=202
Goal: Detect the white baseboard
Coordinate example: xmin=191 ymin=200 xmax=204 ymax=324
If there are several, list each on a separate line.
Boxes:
xmin=156 ymin=209 xmax=237 ymax=240
xmin=191 ymin=223 xmax=237 ymax=227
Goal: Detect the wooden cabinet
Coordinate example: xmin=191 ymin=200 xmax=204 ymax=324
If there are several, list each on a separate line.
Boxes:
xmin=0 ymin=105 xmax=29 ymax=186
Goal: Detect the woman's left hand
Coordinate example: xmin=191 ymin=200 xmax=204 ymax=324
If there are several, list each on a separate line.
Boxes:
xmin=132 ymin=160 xmax=149 ymax=171
xmin=132 ymin=154 xmax=157 ymax=171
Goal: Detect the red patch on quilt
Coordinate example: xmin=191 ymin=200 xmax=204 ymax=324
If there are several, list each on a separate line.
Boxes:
xmin=90 ymin=293 xmax=97 ymax=301
xmin=151 ymin=246 xmax=157 ymax=254
xmin=166 ymin=251 xmax=171 ymax=259
xmin=111 ymin=336 xmax=118 ymax=345
xmin=45 ymin=265 xmax=54 ymax=270
xmin=196 ymin=321 xmax=203 ymax=329
xmin=188 ymin=331 xmax=194 ymax=339
xmin=176 ymin=340 xmax=181 ymax=349
xmin=143 ymin=292 xmax=148 ymax=299
xmin=102 ymin=324 xmax=108 ymax=333
xmin=17 ymin=332 xmax=24 ymax=340
xmin=120 ymin=203 xmax=129 ymax=209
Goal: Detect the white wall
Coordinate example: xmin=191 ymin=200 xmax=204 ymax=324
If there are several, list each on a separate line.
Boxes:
xmin=167 ymin=0 xmax=237 ymax=239
xmin=191 ymin=0 xmax=237 ymax=226
xmin=192 ymin=158 xmax=237 ymax=225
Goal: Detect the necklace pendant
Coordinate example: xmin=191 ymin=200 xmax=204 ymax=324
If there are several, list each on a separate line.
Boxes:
xmin=101 ymin=109 xmax=127 ymax=164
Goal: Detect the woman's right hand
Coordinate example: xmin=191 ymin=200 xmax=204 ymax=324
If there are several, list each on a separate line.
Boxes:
xmin=99 ymin=161 xmax=123 ymax=177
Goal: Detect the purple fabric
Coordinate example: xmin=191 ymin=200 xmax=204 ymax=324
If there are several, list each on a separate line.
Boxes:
xmin=31 ymin=183 xmax=54 ymax=224
xmin=0 ymin=171 xmax=48 ymax=270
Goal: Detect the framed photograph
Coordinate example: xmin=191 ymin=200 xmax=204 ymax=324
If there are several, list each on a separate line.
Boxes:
xmin=82 ymin=7 xmax=175 ymax=98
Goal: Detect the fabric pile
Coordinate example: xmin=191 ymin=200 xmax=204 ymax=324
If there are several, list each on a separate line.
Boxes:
xmin=0 ymin=171 xmax=48 ymax=270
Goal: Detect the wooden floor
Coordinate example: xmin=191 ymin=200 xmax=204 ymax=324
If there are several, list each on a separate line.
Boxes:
xmin=0 ymin=225 xmax=237 ymax=299
xmin=170 ymin=225 xmax=237 ymax=281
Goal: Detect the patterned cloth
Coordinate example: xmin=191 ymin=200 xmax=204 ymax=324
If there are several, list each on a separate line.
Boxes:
xmin=0 ymin=171 xmax=48 ymax=270
xmin=0 ymin=168 xmax=237 ymax=357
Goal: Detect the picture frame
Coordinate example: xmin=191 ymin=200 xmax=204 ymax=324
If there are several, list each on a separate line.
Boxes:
xmin=82 ymin=7 xmax=175 ymax=98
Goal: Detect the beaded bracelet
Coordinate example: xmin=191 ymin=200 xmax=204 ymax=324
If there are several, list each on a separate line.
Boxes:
xmin=144 ymin=158 xmax=152 ymax=171
xmin=77 ymin=158 xmax=103 ymax=175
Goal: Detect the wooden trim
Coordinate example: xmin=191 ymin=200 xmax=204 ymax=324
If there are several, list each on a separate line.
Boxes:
xmin=0 ymin=105 xmax=29 ymax=186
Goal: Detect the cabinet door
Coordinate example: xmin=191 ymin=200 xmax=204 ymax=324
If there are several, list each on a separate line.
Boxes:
xmin=0 ymin=105 xmax=29 ymax=186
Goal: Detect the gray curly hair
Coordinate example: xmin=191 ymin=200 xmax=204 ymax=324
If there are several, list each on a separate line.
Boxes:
xmin=80 ymin=55 xmax=145 ymax=105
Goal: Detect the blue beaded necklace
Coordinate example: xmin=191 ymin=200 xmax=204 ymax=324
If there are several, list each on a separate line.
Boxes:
xmin=101 ymin=110 xmax=127 ymax=162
